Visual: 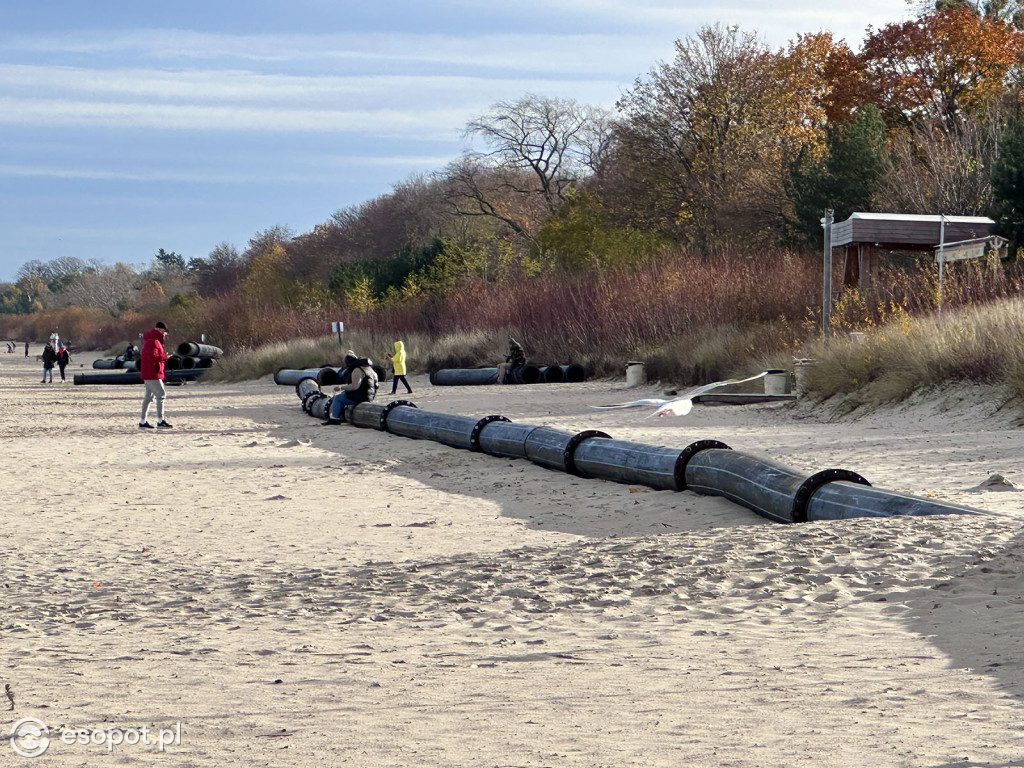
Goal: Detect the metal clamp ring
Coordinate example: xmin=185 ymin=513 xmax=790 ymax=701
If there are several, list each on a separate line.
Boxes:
xmin=563 ymin=430 xmax=611 ymax=476
xmin=379 ymin=399 xmax=417 ymax=432
xmin=675 ymin=440 xmax=731 ymax=491
xmin=791 ymin=468 xmax=870 ymax=523
xmin=470 ymin=415 xmax=510 ymax=452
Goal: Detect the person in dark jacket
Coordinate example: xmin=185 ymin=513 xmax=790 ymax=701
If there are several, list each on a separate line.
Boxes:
xmin=139 ymin=321 xmax=172 ymax=429
xmin=495 ymin=337 xmax=526 ymax=385
xmin=40 ymin=342 xmax=57 ymax=383
xmin=56 ymin=343 xmax=71 ymax=382
xmin=324 ymin=350 xmax=379 ymax=424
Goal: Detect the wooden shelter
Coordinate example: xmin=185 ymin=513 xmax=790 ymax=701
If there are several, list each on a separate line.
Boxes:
xmin=830 ymin=213 xmax=995 ymax=289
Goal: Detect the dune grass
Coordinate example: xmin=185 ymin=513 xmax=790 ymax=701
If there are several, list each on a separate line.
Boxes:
xmin=801 ymin=296 xmax=1024 ymax=413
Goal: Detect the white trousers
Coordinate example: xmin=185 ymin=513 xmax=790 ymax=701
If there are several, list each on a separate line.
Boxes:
xmin=141 ymin=379 xmax=166 ymax=423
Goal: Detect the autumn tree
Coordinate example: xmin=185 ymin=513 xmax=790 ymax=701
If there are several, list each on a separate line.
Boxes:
xmin=776 ymin=33 xmax=870 ymax=140
xmin=908 ymin=0 xmax=1024 ymax=28
xmin=615 ymin=24 xmax=795 ymax=249
xmin=61 ymin=262 xmax=141 ymax=315
xmin=190 ymin=242 xmax=245 ymax=297
xmin=442 ymin=94 xmax=613 ymax=249
xmin=879 ymin=109 xmax=1002 ymax=213
xmin=862 ymin=8 xmax=1022 ymax=131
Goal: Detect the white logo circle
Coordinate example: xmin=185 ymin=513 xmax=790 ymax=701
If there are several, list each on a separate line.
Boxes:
xmin=10 ymin=717 xmax=50 ymax=758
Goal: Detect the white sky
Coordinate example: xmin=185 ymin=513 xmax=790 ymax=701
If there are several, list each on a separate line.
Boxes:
xmin=0 ymin=0 xmax=913 ymax=281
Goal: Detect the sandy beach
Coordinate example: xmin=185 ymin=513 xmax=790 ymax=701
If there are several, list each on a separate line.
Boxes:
xmin=2 ymin=345 xmax=1023 ymax=767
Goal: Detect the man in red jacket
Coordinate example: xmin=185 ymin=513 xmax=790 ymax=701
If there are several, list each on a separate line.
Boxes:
xmin=139 ymin=321 xmax=173 ymax=429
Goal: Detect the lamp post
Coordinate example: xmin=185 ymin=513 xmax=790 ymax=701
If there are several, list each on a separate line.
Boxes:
xmin=937 ymin=213 xmax=945 ymax=317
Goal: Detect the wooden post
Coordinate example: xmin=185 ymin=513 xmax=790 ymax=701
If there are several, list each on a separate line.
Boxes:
xmin=822 ymin=209 xmax=834 ymax=336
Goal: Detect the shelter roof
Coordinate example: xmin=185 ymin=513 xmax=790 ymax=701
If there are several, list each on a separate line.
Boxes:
xmin=831 ymin=212 xmax=994 ymax=250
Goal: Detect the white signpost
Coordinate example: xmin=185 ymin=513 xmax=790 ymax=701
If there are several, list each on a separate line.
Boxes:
xmin=331 ymin=321 xmax=344 ymax=346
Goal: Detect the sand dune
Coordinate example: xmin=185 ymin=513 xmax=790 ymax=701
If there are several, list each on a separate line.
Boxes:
xmin=1 ymin=347 xmax=1023 ymax=766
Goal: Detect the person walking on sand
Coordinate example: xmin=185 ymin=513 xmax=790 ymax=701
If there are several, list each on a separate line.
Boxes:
xmin=24 ymin=340 xmax=29 ymax=357
xmin=40 ymin=341 xmax=57 ymax=383
xmin=387 ymin=340 xmax=413 ymax=395
xmin=139 ymin=321 xmax=173 ymax=429
xmin=56 ymin=343 xmax=71 ymax=382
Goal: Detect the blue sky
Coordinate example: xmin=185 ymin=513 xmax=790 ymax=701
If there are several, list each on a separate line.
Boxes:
xmin=0 ymin=1 xmax=912 ymax=282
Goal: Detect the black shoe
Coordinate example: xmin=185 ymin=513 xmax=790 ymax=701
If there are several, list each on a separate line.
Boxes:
xmin=320 ymin=419 xmax=340 ymax=426
xmin=139 ymin=422 xmax=154 ymax=429
xmin=157 ymin=420 xmax=173 ymax=429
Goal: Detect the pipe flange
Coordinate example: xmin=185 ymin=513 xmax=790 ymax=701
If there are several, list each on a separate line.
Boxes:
xmin=791 ymin=468 xmax=871 ymax=523
xmin=379 ymin=399 xmax=417 ymax=432
xmin=675 ymin=439 xmax=731 ymax=491
xmin=564 ymin=430 xmax=611 ymax=476
xmin=470 ymin=415 xmax=510 ymax=452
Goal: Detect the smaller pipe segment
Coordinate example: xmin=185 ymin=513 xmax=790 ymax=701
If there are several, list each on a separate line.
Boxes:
xmin=511 ymin=364 xmax=541 ymax=384
xmin=430 ymin=368 xmax=500 ymax=386
xmin=176 ymin=341 xmax=224 ymax=359
xmin=348 ymin=402 xmax=387 ymax=430
xmin=539 ymin=366 xmax=564 ymax=384
xmin=295 ymin=376 xmax=320 ymax=402
xmin=560 ymin=364 xmax=586 ymax=383
xmin=309 ymin=394 xmax=332 ymax=421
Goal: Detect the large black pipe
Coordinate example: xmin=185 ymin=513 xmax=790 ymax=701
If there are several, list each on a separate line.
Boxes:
xmin=522 ymin=427 xmax=611 ymax=473
xmin=430 ymin=368 xmax=499 ymax=386
xmin=92 ymin=358 xmax=120 ymax=369
xmin=73 ymin=369 xmax=205 ymax=385
xmin=384 ymin=407 xmax=483 ymax=450
xmin=275 ymin=367 xmax=340 ymax=386
xmin=475 ymin=421 xmax=540 ymax=460
xmin=177 ymin=341 xmax=224 ymax=359
xmin=572 ymin=438 xmax=730 ymax=492
xmin=430 ymin=364 xmax=580 ymax=386
xmin=805 ymin=480 xmax=983 ymax=520
xmin=684 ymin=449 xmax=869 ymax=524
xmin=289 ymin=389 xmax=984 ymax=522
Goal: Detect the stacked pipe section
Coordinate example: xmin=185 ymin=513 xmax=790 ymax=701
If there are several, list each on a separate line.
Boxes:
xmin=275 ymin=362 xmax=388 ymax=388
xmin=281 ymin=382 xmax=985 ymax=523
xmin=430 ymin=363 xmax=585 ymax=386
xmin=78 ymin=340 xmax=223 ymax=385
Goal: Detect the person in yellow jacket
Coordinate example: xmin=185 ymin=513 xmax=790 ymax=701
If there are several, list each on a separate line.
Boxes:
xmin=386 ymin=339 xmax=413 ymax=395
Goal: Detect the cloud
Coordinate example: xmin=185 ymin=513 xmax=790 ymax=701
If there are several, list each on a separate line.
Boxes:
xmin=0 ymin=154 xmax=455 ymax=184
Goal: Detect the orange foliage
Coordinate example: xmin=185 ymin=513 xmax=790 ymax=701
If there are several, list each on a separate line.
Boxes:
xmin=861 ymin=8 xmax=1023 ymax=126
